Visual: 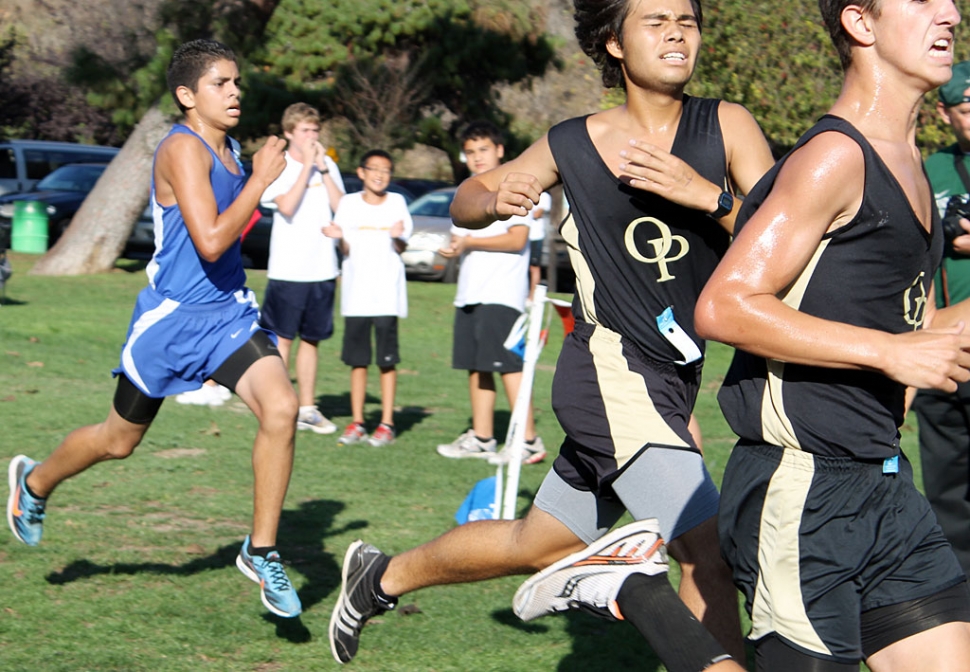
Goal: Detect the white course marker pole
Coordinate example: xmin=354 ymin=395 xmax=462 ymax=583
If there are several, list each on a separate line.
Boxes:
xmin=499 ymin=284 xmax=548 ymax=520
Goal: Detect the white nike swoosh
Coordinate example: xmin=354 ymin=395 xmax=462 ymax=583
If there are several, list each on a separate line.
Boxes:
xmin=231 ymin=329 xmax=243 ymax=339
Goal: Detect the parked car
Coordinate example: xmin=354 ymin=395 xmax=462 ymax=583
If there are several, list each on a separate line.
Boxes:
xmin=393 ymin=178 xmax=452 ymax=199
xmin=401 ymin=187 xmax=458 ymax=282
xmin=127 ymin=201 xmax=274 ymax=269
xmin=0 ymin=162 xmax=111 ymax=246
xmin=339 ymin=173 xmax=417 ymax=204
xmin=0 ymin=140 xmax=119 ymax=196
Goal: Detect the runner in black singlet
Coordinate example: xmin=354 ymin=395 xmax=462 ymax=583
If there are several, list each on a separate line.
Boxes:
xmin=696 ymin=1 xmax=970 ymax=670
xmin=329 ymin=2 xmax=774 ymax=670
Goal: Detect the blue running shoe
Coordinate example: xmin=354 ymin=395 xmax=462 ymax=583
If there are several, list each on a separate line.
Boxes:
xmin=235 ymin=535 xmax=302 ymax=618
xmin=7 ymin=455 xmax=46 ymax=546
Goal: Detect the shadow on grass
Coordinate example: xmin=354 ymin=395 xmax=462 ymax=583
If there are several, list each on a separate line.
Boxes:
xmin=44 ymin=498 xmax=367 ymax=643
xmin=314 ymin=391 xmax=431 ymax=438
xmin=491 ymin=607 xmax=665 ymax=670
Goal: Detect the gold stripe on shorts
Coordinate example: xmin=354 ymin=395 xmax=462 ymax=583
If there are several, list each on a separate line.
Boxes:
xmin=588 ymin=324 xmax=689 ymax=469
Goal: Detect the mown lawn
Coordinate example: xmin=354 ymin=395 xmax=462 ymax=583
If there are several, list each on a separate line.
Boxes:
xmin=0 ymin=251 xmax=919 ymax=671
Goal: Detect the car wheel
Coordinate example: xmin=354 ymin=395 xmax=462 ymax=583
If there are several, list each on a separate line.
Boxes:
xmin=442 ymin=257 xmax=459 ymax=283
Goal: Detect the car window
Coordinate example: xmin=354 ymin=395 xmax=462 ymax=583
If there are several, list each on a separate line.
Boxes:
xmin=0 ymin=149 xmax=15 ymax=179
xmin=408 ymin=191 xmax=454 ymax=218
xmin=35 ymin=164 xmax=108 ymax=192
xmin=23 ymin=149 xmax=116 ymax=181
xmin=24 ymin=150 xmax=54 ymax=180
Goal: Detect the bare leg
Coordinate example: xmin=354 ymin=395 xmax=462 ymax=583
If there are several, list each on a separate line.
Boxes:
xmin=529 ymin=264 xmax=540 ymax=301
xmin=294 ymin=338 xmax=319 ymax=408
xmin=667 ymin=517 xmax=746 ymax=663
xmin=276 ymin=336 xmax=293 ymax=370
xmin=500 ymin=370 xmax=536 ymax=441
xmin=350 ymin=366 xmax=367 ymax=425
xmin=688 ymin=413 xmax=703 ymax=454
xmin=27 ymin=407 xmax=151 ymax=499
xmin=469 ymin=370 xmax=497 ymax=438
xmin=234 ymin=355 xmax=299 ymax=548
xmin=867 ymin=622 xmax=970 ymax=672
xmin=379 ymin=366 xmax=396 ymax=426
xmin=380 ymin=505 xmax=586 ymax=596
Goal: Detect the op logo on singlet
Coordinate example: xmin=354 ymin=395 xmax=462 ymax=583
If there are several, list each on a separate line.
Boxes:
xmin=624 ymin=217 xmax=689 ymax=282
xmin=903 ymin=271 xmax=928 ymax=330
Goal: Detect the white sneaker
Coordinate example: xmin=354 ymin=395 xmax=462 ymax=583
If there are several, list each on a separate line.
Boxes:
xmin=513 ymin=518 xmax=668 ymax=622
xmin=297 ymin=406 xmax=337 ymax=434
xmin=214 ymin=385 xmax=232 ymax=401
xmin=436 ymin=430 xmax=497 ymax=459
xmin=490 ymin=437 xmax=548 ymax=465
xmin=175 ymin=385 xmax=225 ymax=406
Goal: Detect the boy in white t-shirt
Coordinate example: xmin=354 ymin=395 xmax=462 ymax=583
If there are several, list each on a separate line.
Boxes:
xmin=527 ymin=190 xmax=552 ymax=302
xmin=324 ymin=150 xmax=412 ymax=447
xmin=259 ymin=103 xmax=345 ymax=435
xmin=435 ymin=121 xmax=545 ymax=464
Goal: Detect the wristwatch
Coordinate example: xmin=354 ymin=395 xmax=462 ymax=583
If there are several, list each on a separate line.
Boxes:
xmin=711 ymin=190 xmax=734 ymax=219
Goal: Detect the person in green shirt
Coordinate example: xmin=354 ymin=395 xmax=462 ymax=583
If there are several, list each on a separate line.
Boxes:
xmin=914 ymin=59 xmax=970 ymax=578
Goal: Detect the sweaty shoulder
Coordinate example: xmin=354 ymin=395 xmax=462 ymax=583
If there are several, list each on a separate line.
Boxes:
xmin=775 ymin=129 xmax=865 ymax=232
xmin=157 ymin=131 xmax=210 ymax=173
xmin=716 ymin=100 xmax=760 ymax=132
xmin=154 ymin=130 xmax=213 ymax=206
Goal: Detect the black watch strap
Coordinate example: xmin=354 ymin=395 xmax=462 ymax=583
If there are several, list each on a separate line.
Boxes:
xmin=711 ymin=190 xmax=734 ymax=219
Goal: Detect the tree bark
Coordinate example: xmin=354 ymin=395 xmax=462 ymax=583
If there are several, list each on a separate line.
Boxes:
xmin=29 ymin=105 xmax=173 ymax=275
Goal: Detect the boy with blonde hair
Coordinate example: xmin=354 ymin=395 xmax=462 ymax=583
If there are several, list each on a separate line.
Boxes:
xmin=259 ymin=102 xmax=345 ymax=434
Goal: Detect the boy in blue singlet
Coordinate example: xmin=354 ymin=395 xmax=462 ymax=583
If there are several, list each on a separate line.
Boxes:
xmin=6 ymin=39 xmax=303 ymax=619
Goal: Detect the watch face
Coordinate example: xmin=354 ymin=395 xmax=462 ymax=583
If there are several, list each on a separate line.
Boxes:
xmin=719 ymin=191 xmax=734 ymax=210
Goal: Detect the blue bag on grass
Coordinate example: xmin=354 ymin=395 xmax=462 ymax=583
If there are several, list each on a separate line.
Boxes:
xmin=455 ymin=476 xmax=498 ymax=524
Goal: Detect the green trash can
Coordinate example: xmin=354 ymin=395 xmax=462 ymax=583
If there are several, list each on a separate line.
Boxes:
xmin=11 ymin=201 xmax=49 ymax=253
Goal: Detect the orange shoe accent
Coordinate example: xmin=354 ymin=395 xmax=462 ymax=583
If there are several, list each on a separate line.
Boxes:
xmin=572 ymin=537 xmax=665 ymax=568
xmin=12 ymin=484 xmax=23 ymax=517
xmin=610 ymin=599 xmax=624 ymax=620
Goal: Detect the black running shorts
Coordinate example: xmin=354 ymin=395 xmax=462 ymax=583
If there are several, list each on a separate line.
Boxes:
xmin=451 ymin=303 xmax=523 ymax=373
xmin=719 ymin=442 xmax=968 ymax=664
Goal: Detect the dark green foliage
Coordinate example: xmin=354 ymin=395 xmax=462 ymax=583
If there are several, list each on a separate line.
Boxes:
xmin=690 ymin=0 xmax=970 ymax=156
xmin=258 ymin=0 xmax=558 ymax=177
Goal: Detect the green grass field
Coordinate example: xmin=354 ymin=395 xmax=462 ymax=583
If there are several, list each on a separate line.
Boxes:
xmin=0 ymin=251 xmax=920 ymax=671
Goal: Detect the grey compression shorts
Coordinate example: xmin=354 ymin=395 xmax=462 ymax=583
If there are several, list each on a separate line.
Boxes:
xmin=533 ymin=444 xmax=719 ymax=544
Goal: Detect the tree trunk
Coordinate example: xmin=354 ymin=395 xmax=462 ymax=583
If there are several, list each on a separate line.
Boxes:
xmin=30 ymin=105 xmax=173 ymax=275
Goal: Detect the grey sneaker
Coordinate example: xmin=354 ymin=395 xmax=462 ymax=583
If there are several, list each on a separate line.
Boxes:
xmin=490 ymin=436 xmax=548 ymax=465
xmin=436 ymin=430 xmax=497 ymax=459
xmin=174 ymin=384 xmax=225 ymax=406
xmin=367 ymin=423 xmax=395 ymax=447
xmin=329 ymin=540 xmax=397 ymax=664
xmin=337 ymin=422 xmax=368 ymax=446
xmin=297 ymin=406 xmax=337 ymax=434
xmin=513 ymin=518 xmax=668 ymax=622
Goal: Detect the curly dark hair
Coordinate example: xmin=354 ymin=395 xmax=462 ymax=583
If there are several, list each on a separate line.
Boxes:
xmin=167 ymin=39 xmax=237 ymax=113
xmin=574 ymin=0 xmax=703 ymax=89
xmin=818 ymin=0 xmax=881 ymax=71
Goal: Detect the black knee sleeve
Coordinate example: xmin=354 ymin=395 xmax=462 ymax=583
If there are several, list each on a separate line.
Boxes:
xmin=754 ymin=635 xmax=857 ymax=672
xmin=211 ymin=330 xmax=280 ymax=390
xmin=616 ymin=572 xmax=732 ymax=672
xmin=861 ymin=581 xmax=970 ymax=659
xmin=113 ymin=373 xmax=163 ymax=425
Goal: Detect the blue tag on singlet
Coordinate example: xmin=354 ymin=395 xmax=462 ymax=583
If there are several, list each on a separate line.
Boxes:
xmin=656 ymin=307 xmax=702 ymax=365
xmin=882 ymin=455 xmax=899 ymax=474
